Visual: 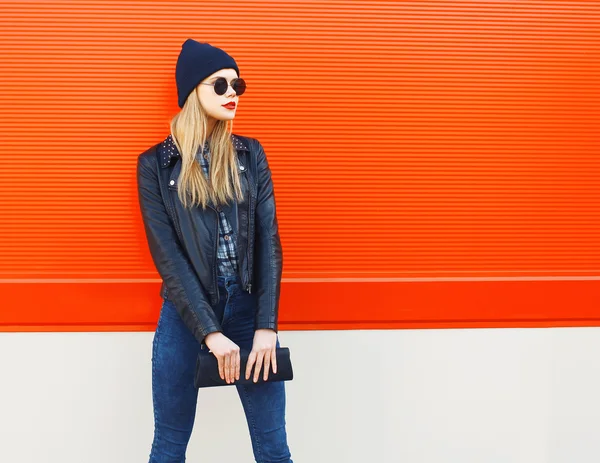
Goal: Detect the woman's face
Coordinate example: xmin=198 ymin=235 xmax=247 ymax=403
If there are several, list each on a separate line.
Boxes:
xmin=197 ymin=68 xmax=239 ymax=122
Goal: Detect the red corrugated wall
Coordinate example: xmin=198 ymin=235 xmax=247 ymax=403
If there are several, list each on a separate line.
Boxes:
xmin=1 ymin=1 xmax=599 ymax=331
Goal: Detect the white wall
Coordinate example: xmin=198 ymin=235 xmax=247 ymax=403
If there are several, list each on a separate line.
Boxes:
xmin=1 ymin=328 xmax=599 ymax=463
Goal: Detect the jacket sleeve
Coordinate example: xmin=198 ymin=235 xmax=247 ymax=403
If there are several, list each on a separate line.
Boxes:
xmin=251 ymin=139 xmax=284 ymax=332
xmin=136 ymin=151 xmax=222 ymax=345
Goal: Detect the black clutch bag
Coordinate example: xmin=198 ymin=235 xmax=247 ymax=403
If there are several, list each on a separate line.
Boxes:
xmin=194 ymin=347 xmax=294 ymax=388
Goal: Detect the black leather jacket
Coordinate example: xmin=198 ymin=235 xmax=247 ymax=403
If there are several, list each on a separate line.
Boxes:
xmin=136 ymin=133 xmax=283 ymax=345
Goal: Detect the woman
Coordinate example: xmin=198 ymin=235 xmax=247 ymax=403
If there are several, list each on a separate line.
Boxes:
xmin=136 ymin=38 xmax=293 ymax=463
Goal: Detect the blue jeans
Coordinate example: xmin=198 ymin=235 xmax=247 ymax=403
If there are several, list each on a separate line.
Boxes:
xmin=149 ymin=273 xmax=293 ymax=463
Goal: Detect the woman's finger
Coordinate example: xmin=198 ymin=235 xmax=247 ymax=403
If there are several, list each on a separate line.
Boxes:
xmin=217 ymin=356 xmax=225 ymax=381
xmin=235 ymin=350 xmax=241 ymax=381
xmin=224 ymin=353 xmax=231 ymax=383
xmin=229 ymin=352 xmax=236 ymax=383
xmin=271 ymin=348 xmax=277 ymax=375
xmin=263 ymin=352 xmax=271 ymax=381
xmin=246 ymin=351 xmax=257 ymax=380
xmin=253 ymin=351 xmax=265 ymax=383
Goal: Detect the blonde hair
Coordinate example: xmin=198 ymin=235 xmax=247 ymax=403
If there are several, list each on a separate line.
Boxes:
xmin=169 ymin=86 xmax=244 ymax=210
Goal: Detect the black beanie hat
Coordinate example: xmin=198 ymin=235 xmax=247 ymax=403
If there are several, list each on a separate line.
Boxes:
xmin=175 ymin=39 xmax=240 ymax=108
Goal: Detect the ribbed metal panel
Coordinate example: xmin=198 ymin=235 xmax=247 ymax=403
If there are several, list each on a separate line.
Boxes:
xmin=1 ymin=2 xmax=599 ymax=330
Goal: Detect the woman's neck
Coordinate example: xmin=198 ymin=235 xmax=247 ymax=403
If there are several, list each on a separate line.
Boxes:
xmin=206 ymin=117 xmax=217 ymax=138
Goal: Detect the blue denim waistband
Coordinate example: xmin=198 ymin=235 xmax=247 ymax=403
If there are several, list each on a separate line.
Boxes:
xmin=217 ymin=273 xmax=241 ymax=287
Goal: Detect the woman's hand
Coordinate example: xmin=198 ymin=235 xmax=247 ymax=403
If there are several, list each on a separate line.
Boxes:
xmin=246 ymin=329 xmax=278 ymax=382
xmin=204 ymin=332 xmax=240 ymax=384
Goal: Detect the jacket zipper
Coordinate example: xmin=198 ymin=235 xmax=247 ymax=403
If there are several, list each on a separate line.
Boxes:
xmin=209 ymin=204 xmax=220 ymax=305
xmin=246 ymin=202 xmax=253 ymax=294
xmin=243 ymin=167 xmax=253 ymax=294
xmin=246 ymin=192 xmax=252 ymax=294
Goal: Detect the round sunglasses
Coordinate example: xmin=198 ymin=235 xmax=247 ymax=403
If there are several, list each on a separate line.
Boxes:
xmin=199 ymin=77 xmax=246 ymax=96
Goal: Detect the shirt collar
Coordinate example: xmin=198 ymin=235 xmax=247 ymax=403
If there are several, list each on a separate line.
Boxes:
xmin=158 ymin=133 xmax=250 ymax=169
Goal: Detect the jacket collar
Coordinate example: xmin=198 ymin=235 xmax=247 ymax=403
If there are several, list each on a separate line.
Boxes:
xmin=158 ymin=133 xmax=250 ymax=169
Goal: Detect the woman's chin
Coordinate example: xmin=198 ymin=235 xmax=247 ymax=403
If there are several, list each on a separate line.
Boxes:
xmin=211 ymin=110 xmax=236 ymax=121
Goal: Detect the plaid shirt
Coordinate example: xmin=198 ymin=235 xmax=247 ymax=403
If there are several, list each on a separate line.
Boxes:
xmin=197 ymin=142 xmax=239 ymax=277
